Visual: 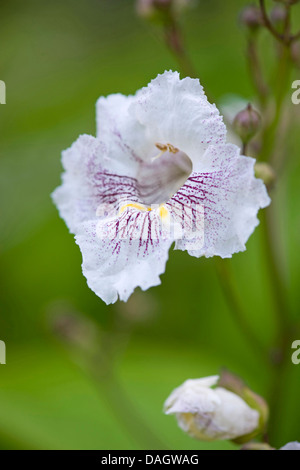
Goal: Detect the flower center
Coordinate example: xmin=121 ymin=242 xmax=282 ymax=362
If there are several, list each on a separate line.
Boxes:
xmin=137 ymin=142 xmax=193 ymax=206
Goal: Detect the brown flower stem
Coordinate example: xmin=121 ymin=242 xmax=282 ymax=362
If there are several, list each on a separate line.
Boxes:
xmin=260 ymin=47 xmax=292 ymax=164
xmin=283 ymin=3 xmax=292 ymax=42
xmin=247 ymin=35 xmax=269 ymax=107
xmin=242 ymin=142 xmax=248 ymax=156
xmin=254 ymin=2 xmax=292 ymax=162
xmin=164 ymin=18 xmax=197 ymax=79
xmin=260 ymin=148 xmax=292 ymax=445
xmin=258 ymin=12 xmax=292 ymax=332
xmin=259 ymin=0 xmax=300 ymax=46
xmin=259 ymin=0 xmax=287 ymax=45
xmin=255 ymin=5 xmax=295 ymax=443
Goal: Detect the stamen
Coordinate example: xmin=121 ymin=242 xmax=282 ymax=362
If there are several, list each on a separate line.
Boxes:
xmin=155 ymin=143 xmax=168 ymax=152
xmin=166 ymin=143 xmax=179 ymax=154
xmin=152 ymin=142 xmax=179 ymax=162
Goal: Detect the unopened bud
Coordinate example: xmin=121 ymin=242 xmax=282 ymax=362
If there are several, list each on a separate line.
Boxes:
xmin=280 ymin=441 xmax=300 ymax=450
xmin=164 ymin=375 xmax=260 ymax=442
xmin=241 ymin=443 xmax=275 ymax=450
xmin=270 ymin=5 xmax=288 ymax=28
xmin=50 ymin=311 xmax=99 ymax=353
xmin=233 ymin=104 xmax=261 ymax=144
xmin=240 ymin=5 xmax=263 ymax=31
xmin=255 ymin=163 xmax=276 ymax=188
xmin=219 ymin=370 xmax=269 ymax=445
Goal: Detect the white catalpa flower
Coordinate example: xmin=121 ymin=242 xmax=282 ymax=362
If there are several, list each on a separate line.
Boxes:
xmin=52 ymin=71 xmax=270 ymax=304
xmin=164 ymin=376 xmax=260 ymax=441
xmin=280 ymin=442 xmax=300 ymax=451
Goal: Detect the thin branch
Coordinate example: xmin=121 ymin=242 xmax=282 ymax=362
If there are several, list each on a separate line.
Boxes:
xmin=247 ymin=36 xmax=269 ymax=106
xmin=259 ymin=0 xmax=287 ymax=45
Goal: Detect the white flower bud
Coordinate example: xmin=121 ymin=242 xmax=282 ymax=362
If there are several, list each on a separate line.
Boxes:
xmin=164 ymin=376 xmax=260 ymax=441
xmin=280 ymin=442 xmax=300 ymax=451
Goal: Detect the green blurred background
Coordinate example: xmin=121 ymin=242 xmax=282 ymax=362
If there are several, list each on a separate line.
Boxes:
xmin=0 ymin=0 xmax=299 ymax=450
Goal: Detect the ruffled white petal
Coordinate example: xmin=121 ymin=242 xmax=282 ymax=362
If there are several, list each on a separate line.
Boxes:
xmin=164 ymin=376 xmax=220 ymax=415
xmin=170 ymin=143 xmax=270 ymax=258
xmin=96 ymin=93 xmax=145 ymax=175
xmin=164 ymin=377 xmax=259 ymax=441
xmin=52 ymin=134 xmax=174 ymax=304
xmin=52 ymin=135 xmax=107 ymax=233
xmin=131 ymin=71 xmax=227 ymax=170
xmin=52 ymin=134 xmax=144 ymax=231
xmin=75 ymin=214 xmax=173 ymax=304
xmin=174 ymin=388 xmax=259 ymax=441
xmin=207 ymin=388 xmax=259 ymax=440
